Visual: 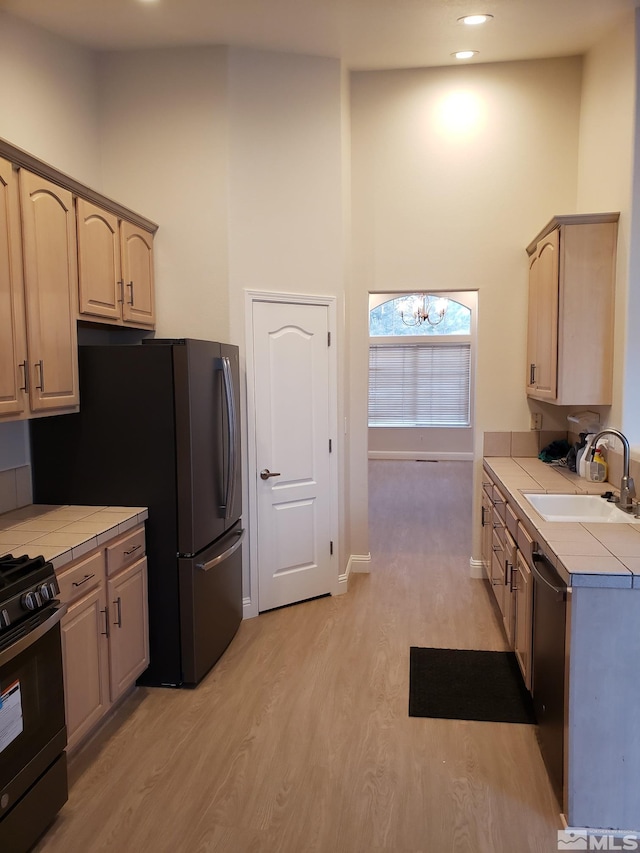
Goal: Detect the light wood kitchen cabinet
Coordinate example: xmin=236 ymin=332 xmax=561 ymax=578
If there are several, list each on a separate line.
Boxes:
xmin=490 ymin=516 xmax=505 ymax=615
xmin=19 ymin=169 xmax=79 ymax=413
xmin=514 ymin=549 xmax=533 ymax=691
xmin=107 ymin=556 xmax=149 ymax=703
xmin=526 ymin=213 xmax=618 ymax=406
xmin=502 ymin=528 xmax=517 ymax=646
xmin=121 ymin=221 xmax=155 ymax=327
xmin=60 ymin=574 xmax=110 ymax=752
xmin=480 ymin=463 xmax=534 ymax=692
xmin=56 ymin=525 xmax=149 ymax=752
xmin=0 ymin=157 xmax=28 ymax=418
xmin=480 ymin=483 xmax=493 ymax=573
xmin=76 ymin=198 xmax=155 ymax=329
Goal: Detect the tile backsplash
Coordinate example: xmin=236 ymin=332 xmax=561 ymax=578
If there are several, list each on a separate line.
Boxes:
xmin=0 ymin=466 xmax=32 ymax=514
xmin=483 ymin=430 xmax=640 ymax=491
xmin=483 ymin=431 xmax=567 ymax=458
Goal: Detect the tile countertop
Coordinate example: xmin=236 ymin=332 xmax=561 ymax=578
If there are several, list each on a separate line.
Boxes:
xmin=0 ymin=504 xmax=149 ymax=572
xmin=483 ymin=456 xmax=640 ymax=590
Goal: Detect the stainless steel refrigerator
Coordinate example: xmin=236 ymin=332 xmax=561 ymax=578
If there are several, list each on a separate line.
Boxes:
xmin=30 ymin=339 xmax=243 ymax=687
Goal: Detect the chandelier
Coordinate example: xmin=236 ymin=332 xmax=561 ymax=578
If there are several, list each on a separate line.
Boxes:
xmin=397 ymin=294 xmax=449 ymax=327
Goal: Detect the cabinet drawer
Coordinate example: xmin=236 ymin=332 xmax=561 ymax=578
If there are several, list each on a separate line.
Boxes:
xmin=106 ymin=526 xmax=146 ymax=577
xmin=506 ymin=504 xmax=519 ymax=540
xmin=517 ymin=521 xmax=535 ymax=565
xmin=57 ymin=550 xmax=104 ymax=605
xmin=492 ymin=486 xmax=507 ymax=521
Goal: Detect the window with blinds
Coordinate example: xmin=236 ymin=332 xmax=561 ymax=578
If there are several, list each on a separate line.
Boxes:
xmin=368 ymin=342 xmax=471 ymax=426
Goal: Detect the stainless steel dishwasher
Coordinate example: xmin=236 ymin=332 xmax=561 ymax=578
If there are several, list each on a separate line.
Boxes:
xmin=531 ymin=548 xmax=568 ymax=807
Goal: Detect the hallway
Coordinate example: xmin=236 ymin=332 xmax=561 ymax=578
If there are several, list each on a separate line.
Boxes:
xmin=37 ymin=461 xmax=561 ymax=853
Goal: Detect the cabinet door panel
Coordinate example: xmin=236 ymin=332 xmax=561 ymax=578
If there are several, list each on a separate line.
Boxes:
xmin=120 ymin=222 xmax=155 ymax=328
xmin=533 ymin=232 xmax=559 ymax=399
xmin=20 ymin=170 xmax=79 ymax=412
xmin=526 ymin=251 xmax=539 ymax=393
xmin=490 ymin=527 xmax=505 ymax=615
xmin=503 ymin=531 xmax=517 ymax=646
xmin=514 ymin=552 xmax=533 ymax=691
xmin=108 ymin=557 xmax=149 ymax=702
xmin=77 ymin=198 xmax=122 ymax=321
xmin=0 ymin=157 xmax=27 ymax=418
xmin=61 ymin=585 xmax=110 ymax=751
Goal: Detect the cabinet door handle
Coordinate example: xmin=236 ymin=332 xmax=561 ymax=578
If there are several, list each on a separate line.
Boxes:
xmin=35 ymin=360 xmax=45 ymax=391
xmin=123 ymin=544 xmax=141 ymax=556
xmin=117 ymin=279 xmax=125 ymax=304
xmin=101 ymin=605 xmax=110 ymax=638
xmin=72 ymin=573 xmax=95 ymax=587
xmin=481 ymin=506 xmax=487 ymax=527
xmin=492 ymin=544 xmax=502 ymax=553
xmin=127 ymin=280 xmax=134 ymax=305
xmin=505 ymin=559 xmax=513 ymax=589
xmin=114 ymin=596 xmax=122 ymax=628
xmin=19 ymin=361 xmax=29 ymax=393
xmin=530 ymin=363 xmax=536 ymax=385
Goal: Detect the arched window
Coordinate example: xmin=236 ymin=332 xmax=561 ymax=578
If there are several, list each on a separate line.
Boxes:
xmin=368 ymin=293 xmax=473 ymax=427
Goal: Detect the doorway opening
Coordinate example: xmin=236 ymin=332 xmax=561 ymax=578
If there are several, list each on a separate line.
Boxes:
xmin=367 ymin=291 xmax=477 ymax=461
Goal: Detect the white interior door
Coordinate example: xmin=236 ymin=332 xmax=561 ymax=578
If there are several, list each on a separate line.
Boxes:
xmin=252 ymin=299 xmax=334 ymax=612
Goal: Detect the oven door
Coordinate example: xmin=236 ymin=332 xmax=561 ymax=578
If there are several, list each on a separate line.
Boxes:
xmin=0 ymin=603 xmax=68 ymax=822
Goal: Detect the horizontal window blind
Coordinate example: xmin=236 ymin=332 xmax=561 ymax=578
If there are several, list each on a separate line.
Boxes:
xmin=369 ymin=342 xmax=471 ymax=426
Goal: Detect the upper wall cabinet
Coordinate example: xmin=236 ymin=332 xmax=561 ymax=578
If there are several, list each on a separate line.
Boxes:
xmin=77 ymin=199 xmax=155 ymax=329
xmin=0 ymin=157 xmax=28 ymax=418
xmin=526 ymin=213 xmax=619 ymax=406
xmin=19 ymin=169 xmax=80 ymax=414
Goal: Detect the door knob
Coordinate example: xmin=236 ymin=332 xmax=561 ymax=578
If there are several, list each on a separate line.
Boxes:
xmin=260 ymin=469 xmax=281 ymax=480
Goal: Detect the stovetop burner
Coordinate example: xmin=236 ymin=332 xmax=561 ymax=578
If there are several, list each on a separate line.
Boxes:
xmin=0 ymin=553 xmax=59 ymax=630
xmin=0 ymin=553 xmax=48 ymax=587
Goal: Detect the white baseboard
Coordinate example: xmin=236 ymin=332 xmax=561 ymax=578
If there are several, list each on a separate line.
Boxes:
xmin=349 ymin=553 xmax=371 ymax=574
xmin=469 ymin=558 xmax=486 ymax=579
xmin=368 ymin=451 xmax=474 ymax=461
xmin=336 ymin=553 xmax=372 ymax=595
xmin=242 ymin=596 xmax=257 ymax=619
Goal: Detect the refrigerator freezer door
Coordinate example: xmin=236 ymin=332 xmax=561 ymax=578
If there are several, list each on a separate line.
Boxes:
xmin=178 ymin=523 xmax=244 ymax=686
xmin=174 ymin=340 xmax=242 ymax=556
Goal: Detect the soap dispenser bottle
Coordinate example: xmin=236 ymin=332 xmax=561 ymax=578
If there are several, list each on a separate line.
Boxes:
xmin=586 ymin=445 xmax=608 ymax=483
xmin=578 ymin=433 xmax=597 ymax=478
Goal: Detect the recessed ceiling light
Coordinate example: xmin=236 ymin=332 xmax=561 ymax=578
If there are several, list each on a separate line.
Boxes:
xmin=452 ymin=51 xmax=479 ymax=60
xmin=458 ymin=14 xmax=494 ymax=26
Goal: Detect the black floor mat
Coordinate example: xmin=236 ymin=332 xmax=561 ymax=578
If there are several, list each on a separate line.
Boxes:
xmin=409 ymin=647 xmax=536 ymax=724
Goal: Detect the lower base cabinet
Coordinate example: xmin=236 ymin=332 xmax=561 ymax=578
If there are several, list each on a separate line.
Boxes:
xmin=481 ymin=466 xmax=534 ymax=692
xmin=107 ymin=556 xmax=149 ymax=703
xmin=514 ymin=549 xmax=533 ymax=691
xmin=57 ymin=525 xmax=149 ymax=752
xmin=61 ymin=582 xmax=109 ymax=750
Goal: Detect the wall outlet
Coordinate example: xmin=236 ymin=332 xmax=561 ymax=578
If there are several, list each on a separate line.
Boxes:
xmin=530 ymin=413 xmax=542 ymax=430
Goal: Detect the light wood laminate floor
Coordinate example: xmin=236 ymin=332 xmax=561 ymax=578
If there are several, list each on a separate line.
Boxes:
xmin=37 ymin=461 xmax=561 ymax=852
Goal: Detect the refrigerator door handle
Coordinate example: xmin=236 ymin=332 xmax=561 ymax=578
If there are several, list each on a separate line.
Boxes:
xmin=220 ymin=355 xmax=238 ymax=520
xmin=196 ymin=528 xmax=245 ymax=572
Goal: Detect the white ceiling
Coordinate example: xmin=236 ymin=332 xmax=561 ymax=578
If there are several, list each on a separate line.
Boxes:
xmin=1 ymin=0 xmax=638 ymax=70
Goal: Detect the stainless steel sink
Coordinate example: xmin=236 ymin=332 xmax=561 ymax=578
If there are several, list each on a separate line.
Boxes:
xmin=522 ymin=492 xmax=640 ymax=524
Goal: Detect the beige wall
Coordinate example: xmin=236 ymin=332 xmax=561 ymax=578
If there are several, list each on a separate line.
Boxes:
xmin=0 ymin=11 xmax=101 ymax=186
xmin=0 ymin=11 xmax=103 ymax=487
xmin=226 ymin=47 xmax=350 ymax=584
xmin=350 ymin=57 xmax=584 ymax=559
xmin=98 ymin=46 xmax=231 ymax=343
xmin=576 ymin=13 xmax=636 ymax=439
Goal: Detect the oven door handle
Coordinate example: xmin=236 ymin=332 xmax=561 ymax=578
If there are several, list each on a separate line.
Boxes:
xmin=0 ymin=602 xmax=68 ymax=668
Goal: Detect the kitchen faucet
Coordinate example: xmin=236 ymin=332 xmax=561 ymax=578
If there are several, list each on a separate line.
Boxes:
xmin=592 ymin=428 xmax=636 ymax=512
